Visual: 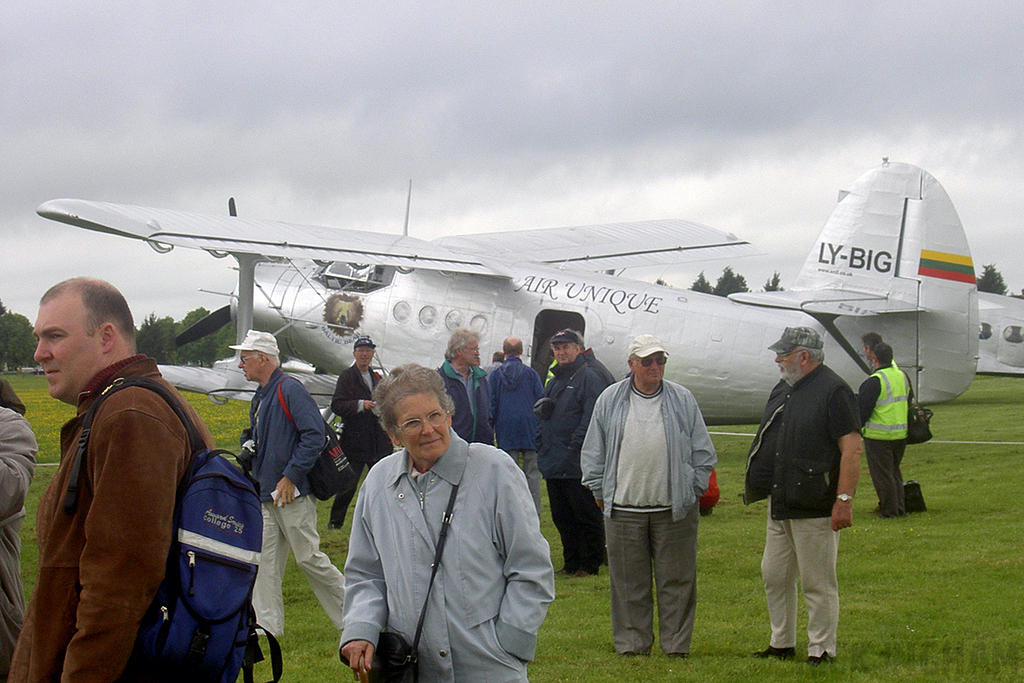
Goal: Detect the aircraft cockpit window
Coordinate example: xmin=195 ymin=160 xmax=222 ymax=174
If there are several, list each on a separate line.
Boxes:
xmin=317 ymin=263 xmax=395 ymax=293
xmin=1003 ymin=326 xmax=1024 ymax=344
xmin=979 ymin=323 xmax=992 ymax=340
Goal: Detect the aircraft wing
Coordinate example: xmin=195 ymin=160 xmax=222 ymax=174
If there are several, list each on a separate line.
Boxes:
xmin=431 ymin=219 xmax=762 ymax=272
xmin=730 ymin=289 xmax=922 ymax=316
xmin=38 ymin=199 xmax=503 ymax=276
xmin=158 ymin=362 xmax=340 ymax=409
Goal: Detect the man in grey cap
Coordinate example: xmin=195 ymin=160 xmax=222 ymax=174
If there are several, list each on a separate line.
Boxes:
xmin=744 ymin=326 xmax=861 ymax=664
xmin=233 ymin=329 xmax=346 ymax=638
xmin=582 ymin=334 xmax=716 ymax=657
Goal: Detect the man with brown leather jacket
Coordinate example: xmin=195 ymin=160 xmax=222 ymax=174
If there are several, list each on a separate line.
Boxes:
xmin=11 ymin=278 xmax=213 ymax=683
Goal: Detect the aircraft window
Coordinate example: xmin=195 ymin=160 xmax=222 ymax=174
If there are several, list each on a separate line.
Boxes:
xmin=445 ymin=310 xmax=464 ymax=330
xmin=979 ymin=323 xmax=992 ymax=340
xmin=393 ymin=301 xmax=412 ymax=323
xmin=1003 ymin=326 xmax=1024 ymax=344
xmin=419 ymin=306 xmax=437 ymax=327
xmin=317 ymin=263 xmax=395 ymax=293
xmin=470 ymin=314 xmax=488 ymax=333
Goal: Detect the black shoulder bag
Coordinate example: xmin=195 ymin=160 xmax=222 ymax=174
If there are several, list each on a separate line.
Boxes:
xmin=343 ymin=482 xmax=459 ymax=683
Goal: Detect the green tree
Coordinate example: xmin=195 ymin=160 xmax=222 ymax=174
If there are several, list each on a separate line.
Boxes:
xmin=176 ymin=307 xmax=235 ymax=367
xmin=713 ymin=266 xmax=749 ymax=297
xmin=0 ymin=312 xmax=36 ymax=370
xmin=763 ymin=271 xmax=784 ymax=291
xmin=690 ymin=271 xmax=713 ymax=294
xmin=977 ymin=264 xmax=1007 ymax=295
xmin=136 ymin=313 xmax=179 ymax=364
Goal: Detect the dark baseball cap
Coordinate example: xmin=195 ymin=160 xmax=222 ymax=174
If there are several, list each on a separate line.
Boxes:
xmin=353 ymin=336 xmax=376 ymax=349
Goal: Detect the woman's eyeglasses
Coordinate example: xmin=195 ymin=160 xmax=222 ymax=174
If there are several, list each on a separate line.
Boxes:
xmin=397 ymin=410 xmax=449 ymax=435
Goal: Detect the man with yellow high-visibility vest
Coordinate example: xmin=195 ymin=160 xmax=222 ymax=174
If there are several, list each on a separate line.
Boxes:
xmin=858 ymin=341 xmax=909 ymax=518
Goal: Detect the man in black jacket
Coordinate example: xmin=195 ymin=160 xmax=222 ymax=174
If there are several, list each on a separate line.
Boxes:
xmin=537 ymin=329 xmax=610 ymax=577
xmin=744 ymin=327 xmax=861 ymax=664
xmin=328 ymin=337 xmax=392 ymax=529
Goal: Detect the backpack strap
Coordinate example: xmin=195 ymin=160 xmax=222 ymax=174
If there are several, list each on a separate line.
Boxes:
xmin=243 ymin=625 xmax=283 ymax=683
xmin=64 ymin=376 xmax=204 ymax=515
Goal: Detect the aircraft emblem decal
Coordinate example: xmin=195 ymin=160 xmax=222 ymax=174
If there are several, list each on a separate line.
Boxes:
xmin=917 ymin=249 xmax=977 ymax=284
xmin=324 ymin=293 xmax=364 ymax=332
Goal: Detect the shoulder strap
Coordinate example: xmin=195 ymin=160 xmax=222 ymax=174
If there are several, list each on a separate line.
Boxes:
xmin=64 ymin=376 xmax=203 ymax=515
xmin=275 ymin=382 xmax=295 ymax=425
xmin=410 ymin=483 xmax=459 ymax=654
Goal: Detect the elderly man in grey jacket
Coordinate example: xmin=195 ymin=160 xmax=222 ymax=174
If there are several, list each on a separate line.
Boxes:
xmin=582 ymin=334 xmax=716 ymax=658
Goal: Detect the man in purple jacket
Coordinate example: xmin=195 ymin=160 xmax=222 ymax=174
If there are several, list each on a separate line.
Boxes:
xmin=490 ymin=337 xmax=544 ymax=514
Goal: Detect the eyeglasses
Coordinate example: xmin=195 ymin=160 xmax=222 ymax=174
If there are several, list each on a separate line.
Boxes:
xmin=639 ymin=354 xmax=667 ymax=367
xmin=397 ymin=410 xmax=449 ymax=435
xmin=239 ymin=354 xmax=260 ymax=364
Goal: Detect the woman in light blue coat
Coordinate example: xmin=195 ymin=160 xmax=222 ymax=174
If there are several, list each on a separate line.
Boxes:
xmin=340 ymin=365 xmax=555 ymax=682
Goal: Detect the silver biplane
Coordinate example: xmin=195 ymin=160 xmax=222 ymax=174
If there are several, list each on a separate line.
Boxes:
xmin=37 ymin=161 xmax=979 ymax=423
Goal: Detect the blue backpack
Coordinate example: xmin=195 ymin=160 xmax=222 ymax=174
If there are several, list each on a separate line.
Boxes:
xmin=64 ymin=376 xmax=280 ymax=683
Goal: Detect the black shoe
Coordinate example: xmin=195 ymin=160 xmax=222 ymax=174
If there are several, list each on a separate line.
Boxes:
xmin=753 ymin=645 xmax=795 ymax=660
xmin=666 ymin=652 xmax=688 ymax=658
xmin=327 ymin=522 xmax=343 ymax=530
xmin=808 ymin=653 xmax=835 ymax=664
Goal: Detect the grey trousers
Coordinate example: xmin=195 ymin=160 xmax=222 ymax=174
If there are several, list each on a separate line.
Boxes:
xmin=864 ymin=437 xmax=907 ymax=517
xmin=506 ymin=448 xmax=542 ymax=515
xmin=604 ymin=506 xmax=699 ymax=655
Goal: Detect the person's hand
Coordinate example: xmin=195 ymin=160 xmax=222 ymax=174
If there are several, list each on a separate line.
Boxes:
xmin=831 ymin=499 xmax=853 ymax=531
xmin=363 ymin=400 xmax=376 ymax=411
xmin=340 ymin=640 xmax=375 ymax=681
xmin=595 ymin=498 xmax=604 ymax=511
xmin=274 ymin=476 xmax=297 ymax=507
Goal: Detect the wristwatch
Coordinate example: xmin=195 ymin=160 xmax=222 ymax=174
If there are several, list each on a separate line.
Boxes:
xmin=836 ymin=493 xmax=853 ymax=502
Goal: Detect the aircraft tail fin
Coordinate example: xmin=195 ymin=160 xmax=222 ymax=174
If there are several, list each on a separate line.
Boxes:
xmin=790 ymin=161 xmax=978 ymax=403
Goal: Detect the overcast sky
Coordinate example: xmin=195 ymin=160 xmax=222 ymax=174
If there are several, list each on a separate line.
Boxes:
xmin=3 ymin=1 xmax=1023 ymax=323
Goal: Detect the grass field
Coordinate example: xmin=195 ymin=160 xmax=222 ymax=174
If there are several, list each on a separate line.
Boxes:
xmin=7 ymin=373 xmax=1023 ymax=682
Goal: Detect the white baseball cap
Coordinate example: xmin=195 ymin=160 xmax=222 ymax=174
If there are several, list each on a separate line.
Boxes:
xmin=229 ymin=330 xmax=279 ymax=356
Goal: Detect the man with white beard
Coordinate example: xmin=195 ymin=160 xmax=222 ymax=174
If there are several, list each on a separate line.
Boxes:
xmin=743 ymin=327 xmax=862 ymax=665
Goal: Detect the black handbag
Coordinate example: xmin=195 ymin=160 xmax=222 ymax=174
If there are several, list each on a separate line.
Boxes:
xmin=346 ymin=483 xmax=460 ymax=683
xmin=906 ymin=400 xmax=933 ymax=445
xmin=275 ymin=381 xmax=358 ymax=499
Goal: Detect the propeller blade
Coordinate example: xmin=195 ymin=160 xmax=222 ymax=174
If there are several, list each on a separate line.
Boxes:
xmin=175 ymin=304 xmax=233 ymax=347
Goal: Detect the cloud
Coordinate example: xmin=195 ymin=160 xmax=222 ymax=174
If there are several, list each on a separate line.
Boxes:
xmin=3 ymin=1 xmax=1023 ymax=319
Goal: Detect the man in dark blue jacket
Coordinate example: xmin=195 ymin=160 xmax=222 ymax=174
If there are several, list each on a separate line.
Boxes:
xmin=537 ymin=329 xmax=610 ymax=577
xmin=438 ymin=328 xmax=494 ymax=444
xmin=233 ymin=330 xmax=346 ymax=638
xmin=490 ymin=337 xmax=544 ymax=514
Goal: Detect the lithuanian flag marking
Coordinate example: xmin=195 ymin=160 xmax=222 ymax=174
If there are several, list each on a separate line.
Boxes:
xmin=918 ymin=249 xmax=976 ymax=284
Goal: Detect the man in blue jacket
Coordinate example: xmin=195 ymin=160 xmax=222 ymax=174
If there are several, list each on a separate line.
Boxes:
xmin=233 ymin=330 xmax=346 ymax=638
xmin=490 ymin=337 xmax=544 ymax=514
xmin=537 ymin=329 xmax=611 ymax=577
xmin=438 ymin=328 xmax=494 ymax=443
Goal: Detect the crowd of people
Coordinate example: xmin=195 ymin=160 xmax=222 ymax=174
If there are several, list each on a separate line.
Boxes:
xmin=1 ymin=276 xmax=916 ymax=681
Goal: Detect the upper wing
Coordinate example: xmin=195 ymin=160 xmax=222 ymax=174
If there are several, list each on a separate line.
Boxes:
xmin=38 ymin=199 xmax=503 ymax=276
xmin=431 ymin=219 xmax=761 ymax=272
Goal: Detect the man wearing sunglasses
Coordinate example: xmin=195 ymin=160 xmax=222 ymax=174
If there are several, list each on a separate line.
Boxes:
xmin=581 ymin=334 xmax=717 ymax=658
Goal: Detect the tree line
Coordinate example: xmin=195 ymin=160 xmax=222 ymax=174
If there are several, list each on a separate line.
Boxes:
xmin=0 ymin=303 xmax=235 ymax=370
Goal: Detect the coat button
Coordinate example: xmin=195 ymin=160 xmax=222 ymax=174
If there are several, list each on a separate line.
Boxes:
xmin=439 ymin=650 xmax=448 ymax=657
xmin=398 ymin=493 xmax=404 ymax=499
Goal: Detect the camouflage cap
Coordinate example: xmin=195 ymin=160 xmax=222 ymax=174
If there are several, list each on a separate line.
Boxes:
xmin=768 ymin=326 xmax=823 ymax=354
